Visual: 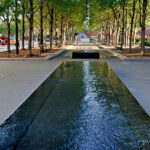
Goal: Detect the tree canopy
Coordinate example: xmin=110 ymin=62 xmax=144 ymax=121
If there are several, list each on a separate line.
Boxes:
xmin=0 ymin=0 xmax=149 ymax=55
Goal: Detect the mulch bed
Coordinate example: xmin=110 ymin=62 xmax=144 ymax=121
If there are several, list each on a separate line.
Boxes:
xmin=0 ymin=47 xmax=62 ymax=58
xmin=120 ymin=49 xmax=150 ymax=57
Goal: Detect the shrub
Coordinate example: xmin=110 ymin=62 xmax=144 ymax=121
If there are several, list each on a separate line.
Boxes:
xmin=135 ymin=38 xmax=141 ymax=44
xmin=135 ymin=39 xmax=150 ymax=46
xmin=145 ymin=39 xmax=150 ymax=46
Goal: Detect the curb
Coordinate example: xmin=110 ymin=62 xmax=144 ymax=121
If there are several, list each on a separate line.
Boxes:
xmin=127 ymin=57 xmax=150 ymax=61
xmin=0 ymin=49 xmax=66 ymax=61
xmin=98 ymin=45 xmax=128 ymax=60
xmin=106 ymin=49 xmax=128 ymax=60
xmin=47 ymin=49 xmax=66 ymax=60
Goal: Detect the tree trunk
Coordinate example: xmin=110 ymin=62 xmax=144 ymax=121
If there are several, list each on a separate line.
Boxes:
xmin=86 ymin=0 xmax=88 ymax=19
xmin=40 ymin=0 xmax=43 ymax=52
xmin=100 ymin=28 xmax=103 ymax=43
xmin=55 ymin=11 xmax=58 ymax=47
xmin=69 ymin=23 xmax=72 ymax=41
xmin=112 ymin=19 xmax=115 ymax=46
xmin=133 ymin=29 xmax=136 ymax=46
xmin=108 ymin=25 xmax=110 ymax=45
xmin=116 ymin=16 xmax=120 ymax=47
xmin=85 ymin=0 xmax=89 ymax=28
xmin=121 ymin=0 xmax=125 ymax=50
xmin=105 ymin=23 xmax=108 ymax=44
xmin=7 ymin=22 xmax=11 ymax=55
xmin=50 ymin=8 xmax=54 ymax=49
xmin=49 ymin=24 xmax=51 ymax=47
xmin=28 ymin=0 xmax=33 ymax=56
xmin=129 ymin=0 xmax=136 ymax=53
xmin=66 ymin=18 xmax=69 ymax=42
xmin=124 ymin=4 xmax=128 ymax=47
xmin=106 ymin=19 xmax=110 ymax=45
xmin=32 ymin=31 xmax=34 ymax=47
xmin=22 ymin=4 xmax=25 ymax=50
xmin=133 ymin=15 xmax=138 ymax=46
xmin=45 ymin=31 xmax=47 ymax=43
xmin=71 ymin=25 xmax=74 ymax=41
xmin=127 ymin=28 xmax=130 ymax=46
xmin=61 ymin=15 xmax=65 ymax=45
xmin=15 ymin=0 xmax=19 ymax=54
xmin=141 ymin=0 xmax=147 ymax=55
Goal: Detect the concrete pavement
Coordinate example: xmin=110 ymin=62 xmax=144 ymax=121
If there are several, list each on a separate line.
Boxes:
xmin=108 ymin=59 xmax=150 ymax=117
xmin=0 ymin=60 xmax=63 ymax=125
xmin=0 ymin=47 xmax=150 ymax=125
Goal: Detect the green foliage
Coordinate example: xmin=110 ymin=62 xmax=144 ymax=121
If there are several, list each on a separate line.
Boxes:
xmin=145 ymin=39 xmax=150 ymax=46
xmin=35 ymin=0 xmax=86 ymax=32
xmin=0 ymin=0 xmax=149 ymax=41
xmin=0 ymin=23 xmax=6 ymax=35
xmin=0 ymin=22 xmax=28 ymax=36
xmin=135 ymin=38 xmax=141 ymax=44
xmin=0 ymin=0 xmax=15 ymax=22
xmin=135 ymin=39 xmax=150 ymax=46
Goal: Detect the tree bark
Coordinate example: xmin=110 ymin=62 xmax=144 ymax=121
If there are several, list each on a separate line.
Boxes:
xmin=15 ymin=0 xmax=19 ymax=54
xmin=129 ymin=0 xmax=136 ymax=53
xmin=106 ymin=18 xmax=110 ymax=45
xmin=32 ymin=31 xmax=34 ymax=47
xmin=71 ymin=25 xmax=74 ymax=41
xmin=116 ymin=14 xmax=120 ymax=47
xmin=50 ymin=8 xmax=54 ymax=49
xmin=105 ymin=23 xmax=108 ymax=44
xmin=112 ymin=19 xmax=115 ymax=46
xmin=108 ymin=19 xmax=111 ymax=45
xmin=61 ymin=15 xmax=65 ymax=45
xmin=100 ymin=28 xmax=103 ymax=43
xmin=133 ymin=15 xmax=138 ymax=46
xmin=85 ymin=0 xmax=89 ymax=28
xmin=22 ymin=4 xmax=25 ymax=50
xmin=55 ymin=11 xmax=58 ymax=47
xmin=141 ymin=0 xmax=147 ymax=55
xmin=124 ymin=4 xmax=128 ymax=47
xmin=49 ymin=23 xmax=51 ymax=47
xmin=28 ymin=0 xmax=33 ymax=56
xmin=121 ymin=0 xmax=125 ymax=50
xmin=65 ymin=18 xmax=69 ymax=42
xmin=40 ymin=0 xmax=43 ymax=52
xmin=7 ymin=22 xmax=11 ymax=54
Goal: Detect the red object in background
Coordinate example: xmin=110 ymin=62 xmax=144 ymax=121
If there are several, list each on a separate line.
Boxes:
xmin=0 ymin=36 xmax=8 ymax=46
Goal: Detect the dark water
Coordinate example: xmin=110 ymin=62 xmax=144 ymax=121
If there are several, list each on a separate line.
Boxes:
xmin=0 ymin=61 xmax=150 ymax=150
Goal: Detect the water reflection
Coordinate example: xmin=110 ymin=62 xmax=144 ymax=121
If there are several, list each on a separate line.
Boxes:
xmin=0 ymin=61 xmax=150 ymax=150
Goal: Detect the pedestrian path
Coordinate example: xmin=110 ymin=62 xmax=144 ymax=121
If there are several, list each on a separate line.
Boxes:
xmin=0 ymin=45 xmax=150 ymax=127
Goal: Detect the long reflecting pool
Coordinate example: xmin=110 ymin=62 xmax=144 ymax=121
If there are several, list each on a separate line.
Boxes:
xmin=0 ymin=61 xmax=150 ymax=150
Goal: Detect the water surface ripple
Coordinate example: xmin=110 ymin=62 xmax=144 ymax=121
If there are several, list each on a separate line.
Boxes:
xmin=0 ymin=61 xmax=150 ymax=150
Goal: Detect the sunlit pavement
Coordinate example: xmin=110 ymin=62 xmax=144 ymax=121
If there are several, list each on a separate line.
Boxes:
xmin=108 ymin=59 xmax=150 ymax=117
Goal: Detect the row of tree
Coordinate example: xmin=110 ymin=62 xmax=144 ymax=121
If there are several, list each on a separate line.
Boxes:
xmin=0 ymin=0 xmax=86 ymax=56
xmin=0 ymin=0 xmax=149 ymax=56
xmin=89 ymin=0 xmax=149 ymax=55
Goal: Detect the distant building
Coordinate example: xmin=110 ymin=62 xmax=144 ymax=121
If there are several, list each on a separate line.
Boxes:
xmin=75 ymin=32 xmax=89 ymax=44
xmin=136 ymin=27 xmax=150 ymax=39
xmin=84 ymin=28 xmax=99 ymax=41
xmin=74 ymin=28 xmax=99 ymax=44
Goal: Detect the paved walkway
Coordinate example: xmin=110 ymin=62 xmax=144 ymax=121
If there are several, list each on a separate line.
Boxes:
xmin=0 ymin=60 xmax=62 ymax=125
xmin=108 ymin=59 xmax=150 ymax=116
xmin=0 ymin=46 xmax=150 ymax=125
